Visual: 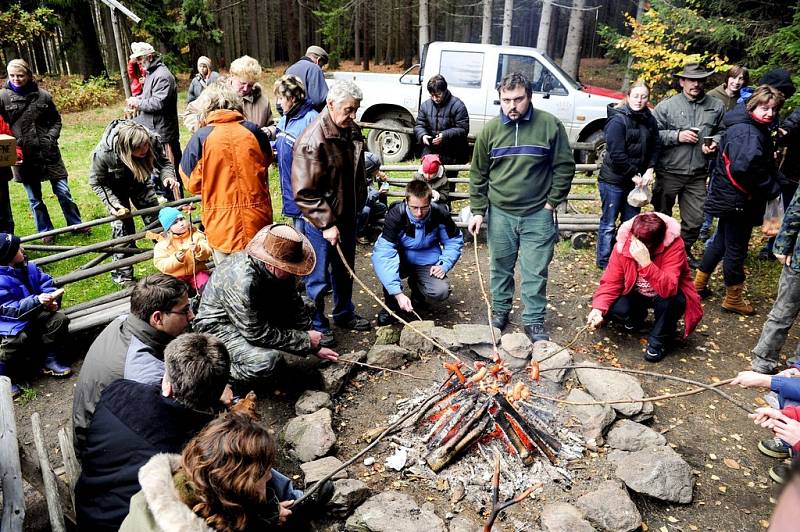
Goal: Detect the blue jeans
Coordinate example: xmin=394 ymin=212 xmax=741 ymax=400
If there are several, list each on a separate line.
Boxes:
xmin=596 ymin=182 xmax=640 ymax=269
xmin=294 ymin=218 xmax=356 ymax=331
xmin=357 ymin=189 xmax=387 ymax=236
xmin=23 ymin=178 xmax=82 ymax=233
xmin=488 ymin=206 xmax=556 ymax=325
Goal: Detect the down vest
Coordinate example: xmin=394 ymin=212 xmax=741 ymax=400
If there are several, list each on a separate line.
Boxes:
xmin=599 ymin=103 xmax=659 ymax=189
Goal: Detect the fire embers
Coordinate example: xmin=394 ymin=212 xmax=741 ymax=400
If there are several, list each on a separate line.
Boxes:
xmin=420 ymin=359 xmax=562 ymax=472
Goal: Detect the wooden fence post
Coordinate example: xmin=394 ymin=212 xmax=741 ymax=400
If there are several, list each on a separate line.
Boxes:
xmin=31 ymin=412 xmax=66 ymax=532
xmin=0 ymin=376 xmax=25 ymax=532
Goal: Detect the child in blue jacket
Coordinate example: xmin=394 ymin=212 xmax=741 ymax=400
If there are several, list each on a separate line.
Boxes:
xmin=0 ymin=233 xmax=71 ymax=396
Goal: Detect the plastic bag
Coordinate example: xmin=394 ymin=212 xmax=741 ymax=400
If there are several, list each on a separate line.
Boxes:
xmin=627 ymin=184 xmax=652 ymax=208
xmin=762 ymin=196 xmax=784 ymax=236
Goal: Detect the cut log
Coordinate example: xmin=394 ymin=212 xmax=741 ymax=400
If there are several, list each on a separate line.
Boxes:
xmin=17 ymin=444 xmax=75 ymax=524
xmin=426 ymin=396 xmax=477 ymax=447
xmin=57 ymin=427 xmax=81 ymax=511
xmin=31 ymin=413 xmax=66 ymax=532
xmin=490 ymin=405 xmax=536 ymax=465
xmin=0 ymin=377 xmax=25 ymax=532
xmin=426 ymin=399 xmax=489 ymax=472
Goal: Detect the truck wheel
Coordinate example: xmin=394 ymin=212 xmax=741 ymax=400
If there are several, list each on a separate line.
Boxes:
xmin=580 ymin=130 xmax=606 ymax=166
xmin=367 ymin=119 xmax=412 ymax=163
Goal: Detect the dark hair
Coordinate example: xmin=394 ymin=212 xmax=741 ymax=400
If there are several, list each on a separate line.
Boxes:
xmin=182 ymin=413 xmax=277 ymax=532
xmin=406 ymin=179 xmax=433 ymax=202
xmin=164 ymin=333 xmax=230 ymax=411
xmin=726 ymin=65 xmax=750 ymax=86
xmin=427 ymin=74 xmax=448 ymax=95
xmin=130 ymin=273 xmax=188 ymax=322
xmin=498 ymin=71 xmax=532 ymax=98
xmin=631 ymin=213 xmax=667 ymax=254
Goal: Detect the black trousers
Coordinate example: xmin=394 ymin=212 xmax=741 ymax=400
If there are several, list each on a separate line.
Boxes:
xmin=699 ymin=214 xmax=752 ymax=286
xmin=608 ymin=290 xmax=686 ymax=350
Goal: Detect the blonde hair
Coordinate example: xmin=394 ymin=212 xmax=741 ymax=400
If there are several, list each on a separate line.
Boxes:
xmin=273 ymin=74 xmax=306 ymax=102
xmin=229 ymin=55 xmax=262 ymax=83
xmin=746 ymin=84 xmax=786 ymax=113
xmin=116 ymin=122 xmax=157 ymax=183
xmin=198 ymin=85 xmax=244 ymax=126
xmin=7 ymin=59 xmax=32 ymax=76
xmin=616 ymin=80 xmax=650 ymax=109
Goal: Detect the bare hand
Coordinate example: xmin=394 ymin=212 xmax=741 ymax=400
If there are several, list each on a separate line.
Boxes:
xmin=544 ymin=203 xmax=554 ymax=211
xmin=126 ymin=97 xmax=139 ymax=109
xmin=775 ymin=254 xmax=793 ymax=267
xmin=219 ymin=385 xmax=233 ymax=407
xmin=430 ymin=265 xmax=446 ymax=279
xmin=38 ymin=293 xmax=54 ymax=305
xmin=629 ymin=237 xmax=652 ymax=267
xmin=176 ymin=250 xmax=186 ymax=261
xmin=375 ymin=171 xmax=388 ymax=182
xmin=678 ymin=130 xmax=699 ymax=144
xmin=278 ymin=500 xmax=293 ymax=524
xmin=641 ymin=168 xmax=655 ymax=186
xmin=468 ymin=214 xmax=484 ymax=236
xmin=395 ymin=293 xmax=414 ymax=312
xmin=323 ymin=226 xmax=340 ymax=246
xmin=731 ymin=370 xmax=771 ymax=389
xmin=701 ymin=141 xmax=718 ymax=155
xmin=422 ymin=135 xmax=432 ymax=146
xmin=308 ymin=329 xmax=322 ymax=348
xmin=432 ymin=134 xmax=443 ymax=146
xmin=750 ymin=407 xmax=782 ymax=427
xmin=773 ymin=414 xmax=800 ymax=447
xmin=163 ymin=177 xmax=178 ymax=190
xmin=316 ymin=347 xmax=339 ymax=362
xmin=632 ymin=174 xmax=643 ymax=187
xmin=586 ymin=308 xmax=604 ymax=329
xmin=778 ymin=367 xmax=800 ymax=378
xmin=431 ymin=190 xmax=440 ymax=202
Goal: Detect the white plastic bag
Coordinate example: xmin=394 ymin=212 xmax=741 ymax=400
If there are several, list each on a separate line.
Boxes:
xmin=762 ymin=196 xmax=784 ymax=236
xmin=627 ymin=184 xmax=652 ymax=208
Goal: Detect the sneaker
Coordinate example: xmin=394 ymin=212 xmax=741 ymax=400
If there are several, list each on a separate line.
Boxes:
xmin=524 ymin=323 xmax=549 ymax=343
xmin=769 ymin=463 xmax=791 ymax=485
xmin=759 ymin=437 xmax=791 ymax=459
xmin=356 ymin=235 xmax=370 ymax=245
xmin=491 ymin=312 xmax=509 ymax=331
xmin=42 ymin=355 xmax=71 ymax=377
xmin=334 ymin=314 xmax=372 ymax=332
xmin=377 ymin=308 xmax=398 ymax=326
xmin=318 ymin=330 xmax=337 ymax=348
xmin=644 ymin=343 xmax=666 ymax=363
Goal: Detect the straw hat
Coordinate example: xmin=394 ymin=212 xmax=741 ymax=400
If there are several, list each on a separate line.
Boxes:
xmin=245 ymin=224 xmax=316 ymax=276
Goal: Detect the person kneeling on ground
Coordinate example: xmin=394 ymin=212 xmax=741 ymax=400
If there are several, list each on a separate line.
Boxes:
xmin=75 ymin=333 xmax=231 ymax=531
xmin=193 ymin=224 xmax=339 ymax=385
xmin=372 ymin=180 xmax=464 ymax=325
xmin=586 ymin=212 xmax=703 ymax=362
xmin=153 ymin=206 xmax=212 ymax=294
xmin=733 ymin=367 xmax=800 ymax=483
xmin=750 ymin=405 xmax=800 ymax=485
xmin=0 ymin=233 xmax=70 ymax=396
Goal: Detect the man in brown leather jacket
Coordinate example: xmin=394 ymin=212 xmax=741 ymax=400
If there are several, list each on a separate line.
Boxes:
xmin=291 ymin=79 xmax=371 ymax=347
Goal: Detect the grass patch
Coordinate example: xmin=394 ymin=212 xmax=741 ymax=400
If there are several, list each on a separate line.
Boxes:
xmin=15 ymin=384 xmax=38 ymax=405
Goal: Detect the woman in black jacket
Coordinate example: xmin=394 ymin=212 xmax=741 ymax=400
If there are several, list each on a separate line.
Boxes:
xmin=695 ymin=85 xmax=785 ymax=315
xmin=596 ymin=81 xmax=659 ymax=269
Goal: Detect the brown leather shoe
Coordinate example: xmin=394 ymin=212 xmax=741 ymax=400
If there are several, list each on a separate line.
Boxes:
xmin=693 ymin=270 xmax=712 ymax=298
xmin=722 ymin=283 xmax=755 ymax=315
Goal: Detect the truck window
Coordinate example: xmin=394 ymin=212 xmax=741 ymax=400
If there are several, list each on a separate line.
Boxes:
xmin=439 ymin=51 xmax=484 ymax=89
xmin=496 ymin=54 xmax=567 ymax=96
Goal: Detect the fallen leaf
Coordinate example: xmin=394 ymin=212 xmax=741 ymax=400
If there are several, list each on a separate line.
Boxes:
xmin=667 ymin=516 xmax=679 ymax=523
xmin=719 ymin=485 xmax=727 ymax=493
xmin=724 ymin=458 xmax=741 ymax=470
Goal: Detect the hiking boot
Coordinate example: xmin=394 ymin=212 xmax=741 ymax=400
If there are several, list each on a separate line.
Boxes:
xmin=42 ymin=355 xmax=71 ymax=377
xmin=759 ymin=437 xmax=791 ymax=459
xmin=318 ymin=330 xmax=337 ymax=348
xmin=722 ymin=283 xmax=755 ymax=315
xmin=524 ymin=323 xmax=549 ymax=343
xmin=769 ymin=463 xmax=791 ymax=485
xmin=41 ymin=235 xmax=55 ymax=244
xmin=491 ymin=312 xmax=509 ymax=331
xmin=751 ymin=356 xmax=776 ymax=374
xmin=377 ymin=308 xmax=398 ymax=326
xmin=644 ymin=343 xmax=667 ymax=363
xmin=0 ymin=362 xmax=20 ymax=397
xmin=758 ymin=247 xmax=776 ymax=261
xmin=292 ymin=479 xmax=334 ymax=517
xmin=334 ymin=314 xmax=372 ymax=332
xmin=693 ymin=270 xmax=713 ymax=299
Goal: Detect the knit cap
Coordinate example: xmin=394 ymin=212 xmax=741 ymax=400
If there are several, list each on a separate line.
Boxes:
xmin=759 ymin=69 xmax=796 ymax=98
xmin=0 ymin=233 xmax=21 ymax=264
xmin=421 ymin=154 xmax=441 ymax=175
xmin=159 ymin=207 xmax=182 ymax=231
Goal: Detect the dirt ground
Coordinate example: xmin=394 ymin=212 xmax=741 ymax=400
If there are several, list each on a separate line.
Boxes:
xmin=10 ymin=233 xmax=795 ymax=531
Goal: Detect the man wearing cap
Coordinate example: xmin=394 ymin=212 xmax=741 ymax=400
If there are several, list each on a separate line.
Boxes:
xmin=193 ymin=224 xmax=338 ymax=384
xmin=653 ymin=63 xmax=725 ymax=269
xmin=286 ymin=46 xmax=330 ymax=112
xmin=126 ymin=42 xmax=181 ymax=192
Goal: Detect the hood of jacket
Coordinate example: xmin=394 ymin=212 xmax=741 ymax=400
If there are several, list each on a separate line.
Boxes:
xmin=286 ymin=98 xmax=316 ymax=121
xmin=615 ymin=212 xmax=681 ymax=256
xmin=606 ymin=102 xmax=653 ymax=123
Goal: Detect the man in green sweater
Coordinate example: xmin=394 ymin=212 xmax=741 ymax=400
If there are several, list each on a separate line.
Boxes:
xmin=468 ymin=71 xmax=575 ymax=343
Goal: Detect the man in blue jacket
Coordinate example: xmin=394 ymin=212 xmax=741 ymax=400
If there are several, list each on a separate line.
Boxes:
xmin=372 ymin=180 xmax=463 ymax=325
xmin=286 ymin=46 xmax=329 ymax=112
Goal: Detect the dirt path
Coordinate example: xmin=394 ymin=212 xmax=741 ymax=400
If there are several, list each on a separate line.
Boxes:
xmin=13 ymin=238 xmax=793 ymax=531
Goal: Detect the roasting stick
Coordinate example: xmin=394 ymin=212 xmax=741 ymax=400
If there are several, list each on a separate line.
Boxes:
xmin=334 ymin=357 xmax=436 ymax=381
xmin=483 ymin=450 xmax=541 ymax=532
xmin=472 ymin=232 xmax=498 ymax=353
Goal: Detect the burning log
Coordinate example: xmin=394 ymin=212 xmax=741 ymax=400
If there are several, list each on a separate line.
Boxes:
xmin=489 ymin=404 xmax=536 ymax=465
xmin=495 ymin=395 xmax=560 ymax=465
xmin=424 ymin=396 xmax=477 ymax=447
xmin=426 ymin=399 xmax=490 ymax=472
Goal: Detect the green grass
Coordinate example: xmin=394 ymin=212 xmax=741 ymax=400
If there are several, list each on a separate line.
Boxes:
xmin=15 ymin=384 xmax=38 ymax=405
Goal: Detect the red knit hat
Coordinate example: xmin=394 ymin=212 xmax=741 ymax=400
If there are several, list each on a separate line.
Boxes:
xmin=421 ymin=154 xmax=441 ymax=175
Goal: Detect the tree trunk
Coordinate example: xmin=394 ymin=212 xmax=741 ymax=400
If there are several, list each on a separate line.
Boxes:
xmin=286 ymin=2 xmax=300 ymax=61
xmin=384 ymin=0 xmax=394 ymax=64
xmin=362 ymin=1 xmax=370 ymax=70
xmin=59 ymin=1 xmax=105 ymax=78
xmin=403 ymin=0 xmax=414 ymax=67
xmin=501 ymin=0 xmax=513 ymax=45
xmin=354 ymin=3 xmax=360 ymax=65
xmin=419 ymin=0 xmax=429 ymax=60
xmin=561 ymin=0 xmax=586 ymax=78
xmin=481 ymin=0 xmax=492 ymax=44
xmin=298 ymin=0 xmax=306 ymax=56
xmin=536 ymin=0 xmax=552 ymax=51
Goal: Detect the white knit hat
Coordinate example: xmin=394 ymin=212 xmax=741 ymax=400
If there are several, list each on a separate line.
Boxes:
xmin=130 ymin=42 xmax=156 ymax=60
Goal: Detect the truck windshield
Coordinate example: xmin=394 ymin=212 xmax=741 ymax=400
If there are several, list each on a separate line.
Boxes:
xmin=543 ymin=55 xmax=581 ymax=90
xmin=439 ymin=50 xmax=484 ymax=88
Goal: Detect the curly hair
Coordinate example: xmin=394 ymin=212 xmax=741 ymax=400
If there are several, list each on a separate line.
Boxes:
xmin=182 ymin=413 xmax=277 ymax=532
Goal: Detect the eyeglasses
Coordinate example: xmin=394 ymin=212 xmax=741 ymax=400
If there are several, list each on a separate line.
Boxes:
xmin=164 ymin=306 xmax=192 ymax=317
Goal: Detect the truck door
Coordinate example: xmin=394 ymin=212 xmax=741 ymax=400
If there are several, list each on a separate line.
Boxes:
xmin=437 ymin=50 xmax=489 ymax=134
xmin=492 ymin=54 xmax=574 ymax=127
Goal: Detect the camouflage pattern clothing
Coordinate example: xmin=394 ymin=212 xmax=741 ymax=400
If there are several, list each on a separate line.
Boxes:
xmin=193 ymin=252 xmax=316 ymax=382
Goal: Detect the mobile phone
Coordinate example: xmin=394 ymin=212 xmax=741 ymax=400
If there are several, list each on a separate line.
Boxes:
xmin=50 ymin=288 xmax=65 ymax=299
xmin=380 ymin=182 xmax=390 ymax=191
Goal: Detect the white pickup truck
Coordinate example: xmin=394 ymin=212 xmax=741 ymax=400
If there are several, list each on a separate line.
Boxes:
xmin=330 ymin=41 xmax=624 ymax=162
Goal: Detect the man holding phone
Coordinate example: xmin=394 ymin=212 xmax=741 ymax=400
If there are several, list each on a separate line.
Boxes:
xmin=0 ymin=233 xmax=71 ymax=397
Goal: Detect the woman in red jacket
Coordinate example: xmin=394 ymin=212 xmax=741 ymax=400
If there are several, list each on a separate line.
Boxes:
xmin=0 ymin=114 xmax=21 ymax=233
xmin=587 ymin=212 xmax=703 ymax=362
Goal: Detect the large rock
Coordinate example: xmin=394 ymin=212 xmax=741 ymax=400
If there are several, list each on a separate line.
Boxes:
xmin=610 ymin=445 xmax=694 ymax=503
xmin=575 ymin=363 xmax=646 ymax=417
xmin=300 ymin=456 xmax=347 ymax=485
xmin=576 ymin=480 xmax=642 ymax=532
xmin=329 ymin=479 xmax=371 ymax=516
xmin=399 ymin=320 xmax=435 ymax=355
xmin=566 ymin=388 xmax=616 ymax=445
xmin=284 ymin=408 xmax=337 ymax=462
xmin=540 ymin=502 xmax=596 ymax=532
xmin=321 ymin=350 xmax=367 ymax=394
xmin=295 ymin=390 xmax=332 ymax=415
xmin=501 ymin=333 xmax=532 ymax=359
xmin=345 ymin=491 xmax=447 ymax=532
xmin=375 ymin=325 xmax=401 ymax=345
xmin=532 ymin=341 xmax=574 ymax=383
xmin=448 ymin=515 xmax=481 ymax=532
xmin=606 ymin=419 xmax=666 ymax=452
xmin=452 ymin=324 xmax=501 ymax=346
xmin=367 ymin=344 xmax=413 ymax=370
xmin=430 ymin=326 xmax=461 ymax=349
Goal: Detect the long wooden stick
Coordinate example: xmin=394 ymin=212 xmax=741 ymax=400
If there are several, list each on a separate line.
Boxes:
xmin=334 ymin=357 xmax=435 ymax=381
xmin=472 ymin=232 xmax=498 ymax=353
xmin=483 ymin=450 xmax=539 ymax=532
xmin=0 ymin=377 xmax=24 ymax=532
xmin=31 ymin=412 xmax=66 ymax=532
